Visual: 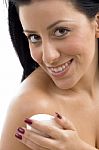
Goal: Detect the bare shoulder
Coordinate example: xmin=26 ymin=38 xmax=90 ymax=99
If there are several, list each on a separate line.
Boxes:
xmin=1 ymin=67 xmax=54 ymax=150
xmin=15 ymin=67 xmax=54 ymax=115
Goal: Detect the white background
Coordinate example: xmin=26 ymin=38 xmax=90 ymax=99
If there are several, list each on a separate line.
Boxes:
xmin=0 ymin=1 xmax=23 ymax=137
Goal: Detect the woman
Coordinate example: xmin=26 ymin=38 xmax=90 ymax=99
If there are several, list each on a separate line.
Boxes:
xmin=1 ymin=0 xmax=99 ymax=149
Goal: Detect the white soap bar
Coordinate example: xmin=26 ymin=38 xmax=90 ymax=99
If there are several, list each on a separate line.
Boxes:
xmin=26 ymin=114 xmax=61 ymax=137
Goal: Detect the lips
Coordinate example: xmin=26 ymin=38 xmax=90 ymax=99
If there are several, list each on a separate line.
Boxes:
xmin=47 ymin=59 xmax=73 ymax=77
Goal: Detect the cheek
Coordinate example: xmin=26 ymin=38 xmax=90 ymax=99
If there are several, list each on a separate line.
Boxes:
xmin=60 ymin=38 xmax=84 ymax=55
xmin=61 ymin=35 xmax=94 ymax=57
xmin=62 ymin=26 xmax=95 ymax=56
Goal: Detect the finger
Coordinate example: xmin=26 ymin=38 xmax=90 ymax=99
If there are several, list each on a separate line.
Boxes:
xmin=25 ymin=128 xmax=56 ymax=149
xmin=54 ymin=112 xmax=76 ymax=131
xmin=23 ymin=136 xmax=50 ymax=150
xmin=24 ymin=118 xmax=65 ymax=139
xmin=15 ymin=132 xmax=49 ymax=150
xmin=17 ymin=127 xmax=56 ymax=149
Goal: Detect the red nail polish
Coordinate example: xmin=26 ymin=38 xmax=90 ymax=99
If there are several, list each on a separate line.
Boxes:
xmin=24 ymin=118 xmax=32 ymax=125
xmin=17 ymin=127 xmax=25 ymax=134
xmin=15 ymin=133 xmax=22 ymax=140
xmin=55 ymin=112 xmax=62 ymax=119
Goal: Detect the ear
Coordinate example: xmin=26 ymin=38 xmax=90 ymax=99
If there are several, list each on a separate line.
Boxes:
xmin=95 ymin=13 xmax=99 ymax=38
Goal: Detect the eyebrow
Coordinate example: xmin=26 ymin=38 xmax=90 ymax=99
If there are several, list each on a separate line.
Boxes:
xmin=23 ymin=19 xmax=75 ymax=33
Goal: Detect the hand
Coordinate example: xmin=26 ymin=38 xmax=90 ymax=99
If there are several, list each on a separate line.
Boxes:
xmin=15 ymin=113 xmax=96 ymax=150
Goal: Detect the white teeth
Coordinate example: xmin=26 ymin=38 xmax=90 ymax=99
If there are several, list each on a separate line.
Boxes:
xmin=54 ymin=68 xmax=58 ymax=72
xmin=58 ymin=67 xmax=63 ymax=72
xmin=62 ymin=65 xmax=66 ymax=69
xmin=65 ymin=62 xmax=68 ymax=67
xmin=48 ymin=60 xmax=72 ymax=73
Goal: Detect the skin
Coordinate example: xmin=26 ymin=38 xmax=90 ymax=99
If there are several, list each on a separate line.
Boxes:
xmin=1 ymin=0 xmax=99 ymax=150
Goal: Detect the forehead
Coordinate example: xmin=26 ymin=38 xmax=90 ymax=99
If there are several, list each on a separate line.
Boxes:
xmin=19 ymin=0 xmax=78 ymax=20
xmin=19 ymin=0 xmax=76 ymax=16
xmin=19 ymin=0 xmax=88 ymax=30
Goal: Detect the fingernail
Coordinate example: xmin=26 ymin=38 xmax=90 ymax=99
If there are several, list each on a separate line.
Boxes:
xmin=17 ymin=127 xmax=25 ymax=134
xmin=55 ymin=112 xmax=62 ymax=119
xmin=24 ymin=118 xmax=32 ymax=125
xmin=15 ymin=133 xmax=22 ymax=140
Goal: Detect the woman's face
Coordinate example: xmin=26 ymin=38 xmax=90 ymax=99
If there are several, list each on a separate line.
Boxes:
xmin=19 ymin=0 xmax=98 ymax=89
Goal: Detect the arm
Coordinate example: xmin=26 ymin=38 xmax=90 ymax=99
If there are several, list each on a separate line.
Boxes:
xmin=0 ymin=90 xmax=52 ymax=150
xmin=0 ymin=69 xmax=55 ymax=150
xmin=0 ymin=68 xmax=54 ymax=150
xmin=0 ymin=95 xmax=32 ymax=150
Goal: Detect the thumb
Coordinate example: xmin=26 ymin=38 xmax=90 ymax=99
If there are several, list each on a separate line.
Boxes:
xmin=54 ymin=112 xmax=76 ymax=131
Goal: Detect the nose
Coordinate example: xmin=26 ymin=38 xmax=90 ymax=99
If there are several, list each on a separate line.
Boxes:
xmin=42 ymin=41 xmax=61 ymax=65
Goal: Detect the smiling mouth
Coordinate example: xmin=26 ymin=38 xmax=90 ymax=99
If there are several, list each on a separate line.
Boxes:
xmin=47 ymin=58 xmax=73 ymax=76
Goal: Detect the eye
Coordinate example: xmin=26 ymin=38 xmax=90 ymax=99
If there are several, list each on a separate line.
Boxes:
xmin=54 ymin=27 xmax=70 ymax=37
xmin=27 ymin=34 xmax=41 ymax=44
